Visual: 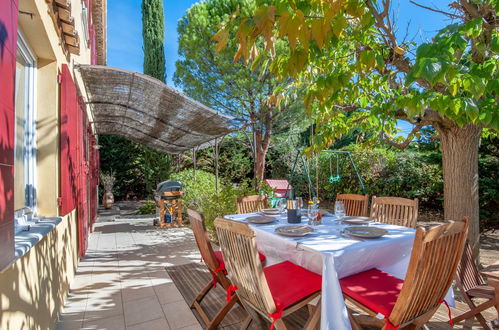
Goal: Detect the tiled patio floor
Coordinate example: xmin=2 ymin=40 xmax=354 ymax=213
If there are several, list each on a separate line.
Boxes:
xmin=57 ymin=217 xmax=202 ymax=330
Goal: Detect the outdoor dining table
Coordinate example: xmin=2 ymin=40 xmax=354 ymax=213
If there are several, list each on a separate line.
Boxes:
xmin=224 ymin=212 xmax=451 ymax=330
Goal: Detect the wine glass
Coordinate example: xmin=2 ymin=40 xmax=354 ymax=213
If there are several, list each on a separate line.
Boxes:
xmin=335 ymin=201 xmax=345 ymax=221
xmin=307 ymin=204 xmax=319 ymax=226
xmin=276 ymin=198 xmax=287 ymax=216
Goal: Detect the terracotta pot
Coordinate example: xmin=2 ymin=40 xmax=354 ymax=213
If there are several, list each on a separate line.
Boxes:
xmin=103 ymin=191 xmax=114 ymax=209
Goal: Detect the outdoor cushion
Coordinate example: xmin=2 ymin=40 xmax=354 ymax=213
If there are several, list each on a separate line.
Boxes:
xmin=340 ymin=268 xmax=403 ymax=317
xmin=214 ymin=250 xmax=266 ymax=271
xmin=264 ymin=261 xmax=322 ymax=310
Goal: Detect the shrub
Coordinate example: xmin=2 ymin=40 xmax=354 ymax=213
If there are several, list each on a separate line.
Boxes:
xmin=135 ymin=200 xmax=156 ymax=215
xmin=285 ymin=146 xmax=443 ymax=209
xmin=170 ymin=169 xmax=256 ymax=231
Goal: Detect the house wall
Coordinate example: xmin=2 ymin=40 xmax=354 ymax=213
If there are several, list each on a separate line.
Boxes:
xmin=0 ymin=0 xmax=104 ymax=327
xmin=0 ymin=0 xmax=19 ymax=273
xmin=0 ymin=211 xmax=78 ymax=330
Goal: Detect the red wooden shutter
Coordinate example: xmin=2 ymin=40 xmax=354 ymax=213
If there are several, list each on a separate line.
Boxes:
xmin=59 ymin=64 xmax=78 ymax=216
xmin=77 ymin=101 xmax=89 ymax=256
xmin=0 ymin=0 xmax=19 ymax=270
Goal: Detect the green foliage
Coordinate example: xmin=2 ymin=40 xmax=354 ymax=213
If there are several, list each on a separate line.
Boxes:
xmin=135 ymin=200 xmax=156 ymax=215
xmin=99 ymin=135 xmax=172 ymax=199
xmin=174 ymin=0 xmax=307 ymax=181
xmin=170 ymin=169 xmax=255 ymax=231
xmin=287 ymin=146 xmax=443 ymax=206
xmin=142 ymin=0 xmax=166 ymax=82
xmin=214 ymin=0 xmax=498 ymax=150
xmin=478 ymin=137 xmax=499 ymax=228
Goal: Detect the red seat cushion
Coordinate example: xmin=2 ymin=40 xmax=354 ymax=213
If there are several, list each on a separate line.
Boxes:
xmin=264 ymin=261 xmax=322 ymax=310
xmin=340 ymin=268 xmax=403 ymax=317
xmin=214 ymin=250 xmax=266 ymax=270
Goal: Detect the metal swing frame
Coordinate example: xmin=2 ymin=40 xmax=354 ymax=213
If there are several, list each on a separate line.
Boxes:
xmin=286 ymin=150 xmax=366 ymax=200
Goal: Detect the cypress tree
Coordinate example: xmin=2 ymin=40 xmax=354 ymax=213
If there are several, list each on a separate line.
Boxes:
xmin=142 ymin=0 xmax=166 ymax=82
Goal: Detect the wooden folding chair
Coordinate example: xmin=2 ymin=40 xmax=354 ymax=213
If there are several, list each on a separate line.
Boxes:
xmin=236 ymin=195 xmax=269 ymax=214
xmin=453 ymin=241 xmax=499 ymax=329
xmin=340 ymin=217 xmax=469 ymax=330
xmin=215 ymin=217 xmax=322 ymax=330
xmin=187 ymin=209 xmax=246 ymax=329
xmin=336 ymin=193 xmax=369 ymax=217
xmin=370 ymin=196 xmax=419 ymax=228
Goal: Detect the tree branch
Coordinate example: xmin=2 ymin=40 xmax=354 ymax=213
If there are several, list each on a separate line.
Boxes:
xmin=379 ymin=123 xmax=424 ymax=150
xmin=409 ymin=1 xmax=462 ymax=19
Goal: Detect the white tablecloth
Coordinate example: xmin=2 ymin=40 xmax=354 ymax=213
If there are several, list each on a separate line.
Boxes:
xmin=224 ymin=213 xmax=417 ymax=330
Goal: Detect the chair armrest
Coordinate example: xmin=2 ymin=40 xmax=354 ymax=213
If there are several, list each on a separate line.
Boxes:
xmin=481 ymin=271 xmax=499 ymax=280
xmin=482 ymin=272 xmax=499 ymax=289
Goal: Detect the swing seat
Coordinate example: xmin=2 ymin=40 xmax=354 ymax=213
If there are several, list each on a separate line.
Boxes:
xmin=329 ymin=175 xmax=341 ymax=183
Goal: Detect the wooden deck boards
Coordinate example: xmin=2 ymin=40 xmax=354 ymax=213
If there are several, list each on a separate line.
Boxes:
xmin=167 ymin=262 xmax=497 ymax=329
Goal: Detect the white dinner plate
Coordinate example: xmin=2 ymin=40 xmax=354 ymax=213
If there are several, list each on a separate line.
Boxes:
xmin=342 ymin=216 xmax=374 ymax=225
xmin=275 ymin=225 xmax=314 ymax=237
xmin=343 ymin=226 xmax=387 ymax=238
xmin=246 ymin=215 xmax=276 ymax=224
xmin=261 ymin=208 xmax=281 ymax=215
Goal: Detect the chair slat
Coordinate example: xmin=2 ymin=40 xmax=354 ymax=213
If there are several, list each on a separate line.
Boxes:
xmin=236 ymin=195 xmax=269 ymax=214
xmin=336 ymin=194 xmax=369 ymax=217
xmin=370 ymin=196 xmax=418 ymax=228
xmin=390 ymin=218 xmax=469 ymax=326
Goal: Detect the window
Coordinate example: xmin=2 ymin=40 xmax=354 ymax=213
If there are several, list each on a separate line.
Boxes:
xmin=14 ymin=30 xmax=37 ymax=220
xmin=81 ymin=1 xmax=90 ymax=48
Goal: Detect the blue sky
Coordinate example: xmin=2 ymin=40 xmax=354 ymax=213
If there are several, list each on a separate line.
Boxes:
xmin=107 ymin=0 xmax=456 ymax=134
xmin=107 ymin=0 xmax=199 ymax=86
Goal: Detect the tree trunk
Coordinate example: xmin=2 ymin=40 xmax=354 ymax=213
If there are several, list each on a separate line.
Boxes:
xmin=253 ymin=129 xmax=271 ymax=189
xmin=437 ymin=123 xmax=482 ymax=255
xmin=254 ymin=139 xmax=269 ymax=186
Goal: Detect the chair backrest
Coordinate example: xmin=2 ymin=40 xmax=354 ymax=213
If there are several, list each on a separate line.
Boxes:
xmin=236 ymin=195 xmax=269 ymax=214
xmin=389 ymin=218 xmax=469 ymax=326
xmin=455 ymin=241 xmax=486 ymax=293
xmin=336 ymin=194 xmax=369 ymax=217
xmin=214 ymin=217 xmax=276 ymax=315
xmin=370 ymin=196 xmax=419 ymax=228
xmin=187 ymin=209 xmax=220 ymax=272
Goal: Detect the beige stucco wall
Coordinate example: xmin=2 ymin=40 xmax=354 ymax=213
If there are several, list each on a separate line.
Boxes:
xmin=0 ymin=0 xmax=98 ymax=328
xmin=17 ymin=0 xmax=93 ymax=217
xmin=0 ymin=211 xmax=78 ymax=330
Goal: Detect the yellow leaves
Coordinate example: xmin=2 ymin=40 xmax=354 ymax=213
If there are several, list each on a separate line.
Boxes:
xmin=212 ymin=26 xmax=229 ymax=54
xmin=359 ymin=50 xmax=376 ymax=71
xmin=277 ymin=9 xmax=309 ymax=51
xmin=311 ymin=18 xmax=331 ymax=49
xmin=332 ymin=15 xmax=347 ymax=38
xmin=254 ymin=5 xmax=276 ymax=52
xmin=324 ymin=0 xmax=344 ymax=19
xmin=279 ymin=12 xmax=290 ymax=39
xmin=394 ymin=46 xmax=405 ymax=55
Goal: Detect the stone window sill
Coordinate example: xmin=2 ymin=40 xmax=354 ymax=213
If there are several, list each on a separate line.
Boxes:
xmin=14 ymin=217 xmax=63 ymax=259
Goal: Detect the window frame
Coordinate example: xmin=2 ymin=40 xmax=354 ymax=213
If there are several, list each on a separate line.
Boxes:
xmin=15 ymin=30 xmax=37 ymax=215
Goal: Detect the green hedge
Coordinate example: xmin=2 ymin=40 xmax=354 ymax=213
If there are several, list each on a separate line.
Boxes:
xmin=287 ymin=146 xmax=444 ymax=208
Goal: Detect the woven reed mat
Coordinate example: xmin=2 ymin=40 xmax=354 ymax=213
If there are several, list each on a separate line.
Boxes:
xmin=165 ymin=262 xmax=309 ymax=329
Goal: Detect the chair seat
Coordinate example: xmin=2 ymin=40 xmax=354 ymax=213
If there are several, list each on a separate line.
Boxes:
xmin=340 ymin=268 xmax=404 ymax=317
xmin=264 ymin=261 xmax=322 ymax=310
xmin=467 ymin=285 xmax=496 ymax=299
xmin=214 ymin=250 xmax=266 ymax=271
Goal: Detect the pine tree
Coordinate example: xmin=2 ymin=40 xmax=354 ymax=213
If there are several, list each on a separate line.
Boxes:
xmin=141 ymin=0 xmax=166 ymax=82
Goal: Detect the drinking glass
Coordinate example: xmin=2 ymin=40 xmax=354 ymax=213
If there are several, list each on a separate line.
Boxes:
xmin=335 ymin=201 xmax=345 ymax=221
xmin=276 ymin=198 xmax=287 ymax=215
xmin=307 ymin=204 xmax=319 ymax=226
xmin=296 ymin=197 xmax=303 ymax=215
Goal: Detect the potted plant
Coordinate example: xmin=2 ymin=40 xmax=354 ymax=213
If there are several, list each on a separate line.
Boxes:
xmin=101 ymin=172 xmax=116 ymax=209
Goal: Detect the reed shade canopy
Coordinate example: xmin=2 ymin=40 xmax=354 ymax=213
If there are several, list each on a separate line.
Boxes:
xmin=76 ymin=65 xmax=236 ymax=154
